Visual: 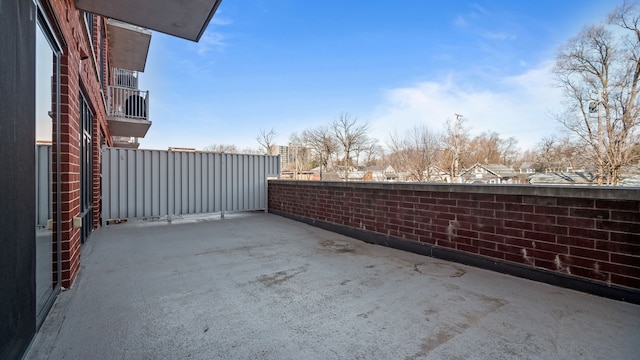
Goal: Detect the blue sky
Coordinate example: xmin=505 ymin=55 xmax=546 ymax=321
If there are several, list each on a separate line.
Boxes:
xmin=138 ymin=0 xmax=617 ymax=152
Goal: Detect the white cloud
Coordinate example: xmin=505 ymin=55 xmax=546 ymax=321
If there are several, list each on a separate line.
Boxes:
xmin=368 ymin=63 xmax=565 ymax=150
xmin=454 ymin=3 xmax=489 ymax=28
xmin=482 ymin=31 xmax=516 ymax=40
xmin=196 ymin=32 xmax=227 ymax=55
xmin=212 ymin=17 xmax=233 ymax=26
xmin=469 ymin=3 xmax=489 ymax=15
xmin=453 ymin=15 xmax=467 ymax=28
xmin=192 ymin=15 xmax=232 ymax=56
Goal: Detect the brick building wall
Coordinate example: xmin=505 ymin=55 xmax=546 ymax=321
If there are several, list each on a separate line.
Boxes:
xmin=268 ymin=181 xmax=640 ymax=297
xmin=48 ymin=0 xmax=111 ymax=287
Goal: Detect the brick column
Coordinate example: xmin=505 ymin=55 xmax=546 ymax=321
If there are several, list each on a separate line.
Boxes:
xmin=58 ymin=51 xmax=82 ymax=288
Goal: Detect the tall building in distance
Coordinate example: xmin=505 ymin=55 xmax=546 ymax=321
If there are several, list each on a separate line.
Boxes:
xmin=268 ymin=145 xmax=289 ymax=168
xmin=268 ymin=144 xmax=311 ymax=171
xmin=278 ymin=145 xmax=291 ymax=168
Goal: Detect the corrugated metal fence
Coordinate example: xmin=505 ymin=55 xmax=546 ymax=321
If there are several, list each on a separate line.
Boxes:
xmin=102 ymin=148 xmax=280 ymax=223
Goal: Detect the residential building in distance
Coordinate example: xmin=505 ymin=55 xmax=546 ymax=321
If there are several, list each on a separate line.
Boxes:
xmin=423 ymin=165 xmax=451 ymax=183
xmin=528 ymin=172 xmax=596 ymax=186
xmin=279 ymin=145 xmax=291 ymax=168
xmin=269 ymin=144 xmax=312 ymax=171
xmin=363 ymin=165 xmax=398 ymax=182
xmin=459 ymin=163 xmax=522 ymax=184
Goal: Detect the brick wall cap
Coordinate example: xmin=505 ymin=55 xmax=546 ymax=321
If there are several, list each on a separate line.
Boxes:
xmin=268 ymin=180 xmax=640 ymax=201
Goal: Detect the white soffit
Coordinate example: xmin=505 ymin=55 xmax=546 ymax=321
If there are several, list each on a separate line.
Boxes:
xmin=107 ymin=19 xmax=151 ymax=72
xmin=75 ymin=0 xmax=223 ymax=42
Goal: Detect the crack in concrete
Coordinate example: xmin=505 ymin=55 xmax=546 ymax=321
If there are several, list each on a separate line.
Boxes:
xmin=413 ymin=262 xmax=467 ymax=278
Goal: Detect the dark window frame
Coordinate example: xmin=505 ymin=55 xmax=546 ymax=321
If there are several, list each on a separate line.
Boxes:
xmin=79 ymin=92 xmax=94 ymax=244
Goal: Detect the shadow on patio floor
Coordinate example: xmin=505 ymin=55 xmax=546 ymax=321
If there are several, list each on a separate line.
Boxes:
xmin=26 ymin=212 xmax=640 ymax=359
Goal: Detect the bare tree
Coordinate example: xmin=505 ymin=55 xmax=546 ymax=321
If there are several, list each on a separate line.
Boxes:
xmin=388 ymin=125 xmax=442 ymax=182
xmin=257 ymin=128 xmax=277 ymax=154
xmin=353 ymin=137 xmax=380 ymax=168
xmin=302 ymin=126 xmax=339 ymax=172
xmin=239 ymin=147 xmax=263 ymax=155
xmin=538 ymin=136 xmax=559 ymax=172
xmin=202 ymin=144 xmax=239 ymax=153
xmin=358 ymin=138 xmax=383 ymax=167
xmin=554 ymin=2 xmax=640 ymax=185
xmin=466 ymin=131 xmax=502 ymax=164
xmin=499 ymin=136 xmax=520 ymax=165
xmin=441 ymin=114 xmax=470 ymax=182
xmin=633 ymin=141 xmax=640 ymax=162
xmin=287 ymin=132 xmax=312 ymax=179
xmin=465 ymin=132 xmax=520 ymax=165
xmin=516 ymin=147 xmax=542 ymax=172
xmin=537 ymin=135 xmax=588 ymax=172
xmin=331 ymin=113 xmax=371 ymax=168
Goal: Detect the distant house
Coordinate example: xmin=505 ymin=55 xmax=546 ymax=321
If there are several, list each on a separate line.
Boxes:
xmin=363 ymin=165 xmax=397 ymax=182
xmin=459 ymin=163 xmax=521 ymax=184
xmin=281 ymin=170 xmax=317 ymax=180
xmin=343 ymin=170 xmax=366 ymax=181
xmin=423 ymin=165 xmax=451 ymax=183
xmin=320 ymin=167 xmax=367 ymax=181
xmin=619 ymin=165 xmax=640 ymax=187
xmin=318 ymin=171 xmax=342 ymax=181
xmin=620 ymin=175 xmax=640 ymax=187
xmin=528 ymin=172 xmax=596 ymax=186
xmin=519 ymin=162 xmax=537 ymax=174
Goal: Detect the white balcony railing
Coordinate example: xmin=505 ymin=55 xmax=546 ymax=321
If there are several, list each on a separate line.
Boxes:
xmin=112 ymin=67 xmax=139 ymax=89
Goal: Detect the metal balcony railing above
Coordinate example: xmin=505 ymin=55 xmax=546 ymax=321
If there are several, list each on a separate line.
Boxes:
xmin=112 ymin=68 xmax=139 ymax=89
xmin=107 ymin=85 xmax=150 ymax=138
xmin=109 ymin=68 xmax=148 ymax=121
xmin=107 ymin=85 xmax=149 ymax=120
xmin=107 ymin=67 xmax=150 ymax=139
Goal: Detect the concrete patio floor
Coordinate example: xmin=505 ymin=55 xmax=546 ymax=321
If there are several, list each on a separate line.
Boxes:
xmin=26 ymin=212 xmax=640 ymax=360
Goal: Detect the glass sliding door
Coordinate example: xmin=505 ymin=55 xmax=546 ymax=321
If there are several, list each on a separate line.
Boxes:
xmin=35 ymin=9 xmax=60 ymax=326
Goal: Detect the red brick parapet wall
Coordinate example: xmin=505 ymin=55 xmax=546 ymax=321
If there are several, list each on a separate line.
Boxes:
xmin=268 ymin=180 xmax=640 ymax=301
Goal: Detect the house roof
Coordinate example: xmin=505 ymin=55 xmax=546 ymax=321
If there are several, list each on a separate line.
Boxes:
xmin=460 ymin=163 xmax=519 ymax=178
xmin=528 ymin=172 xmax=596 ymax=185
xmin=620 ymin=175 xmax=640 ymax=187
xmin=426 ymin=165 xmax=450 ymax=175
xmin=364 ymin=165 xmax=395 ymax=173
xmin=485 ymin=164 xmax=519 ymax=176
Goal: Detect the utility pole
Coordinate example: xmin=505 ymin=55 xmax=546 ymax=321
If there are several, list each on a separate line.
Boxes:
xmin=453 ymin=113 xmax=463 ymax=183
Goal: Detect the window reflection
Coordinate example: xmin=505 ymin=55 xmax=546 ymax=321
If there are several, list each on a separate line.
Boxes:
xmin=35 ymin=22 xmax=56 ymax=319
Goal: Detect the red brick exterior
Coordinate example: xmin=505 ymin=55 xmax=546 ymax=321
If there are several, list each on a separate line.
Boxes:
xmin=268 ymin=181 xmax=640 ymax=290
xmin=47 ymin=0 xmax=112 ymax=287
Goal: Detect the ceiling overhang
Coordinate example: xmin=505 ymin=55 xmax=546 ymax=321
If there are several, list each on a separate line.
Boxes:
xmin=107 ymin=19 xmax=151 ymax=72
xmin=75 ymin=0 xmax=223 ymax=42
